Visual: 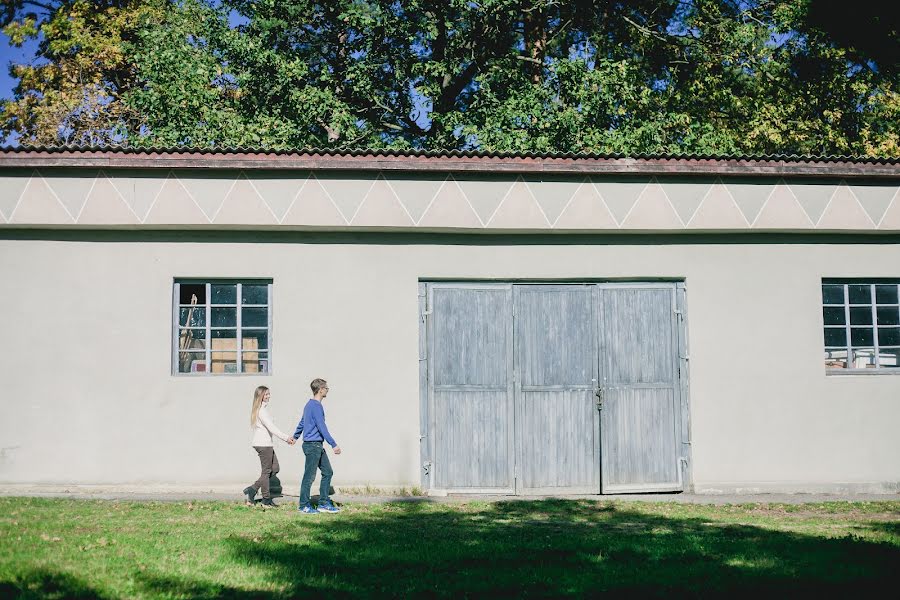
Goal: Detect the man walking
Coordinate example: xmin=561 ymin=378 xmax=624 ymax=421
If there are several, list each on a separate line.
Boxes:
xmin=293 ymin=378 xmax=342 ymax=514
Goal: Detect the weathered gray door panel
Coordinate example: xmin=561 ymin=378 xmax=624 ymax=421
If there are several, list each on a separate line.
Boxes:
xmin=598 ymin=286 xmax=682 ymax=493
xmin=428 ymin=285 xmax=514 ymax=491
xmin=515 ymin=286 xmax=599 ymax=493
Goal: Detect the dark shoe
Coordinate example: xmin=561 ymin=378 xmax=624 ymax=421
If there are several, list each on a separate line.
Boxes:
xmin=243 ymin=486 xmax=257 ymax=506
xmin=260 ymin=498 xmax=277 ymax=508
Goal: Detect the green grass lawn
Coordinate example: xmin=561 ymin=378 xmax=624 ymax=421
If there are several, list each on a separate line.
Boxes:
xmin=1 ymin=497 xmax=898 ymax=598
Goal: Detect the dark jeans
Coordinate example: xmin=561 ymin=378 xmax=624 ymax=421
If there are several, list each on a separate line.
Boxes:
xmin=299 ymin=441 xmax=333 ymax=506
xmin=252 ymin=446 xmax=280 ymax=499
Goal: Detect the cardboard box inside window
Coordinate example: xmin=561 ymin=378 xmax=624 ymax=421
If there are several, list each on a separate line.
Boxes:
xmin=211 ymin=338 xmax=259 ymax=373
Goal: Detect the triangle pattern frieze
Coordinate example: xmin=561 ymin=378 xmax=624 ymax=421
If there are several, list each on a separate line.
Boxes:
xmin=552 ymin=181 xmax=618 ymax=229
xmin=214 ymin=175 xmax=278 ymax=225
xmin=620 ymin=180 xmax=683 ymax=229
xmin=849 ymin=183 xmax=898 ymax=226
xmin=417 ymin=178 xmax=482 ymax=229
xmin=351 ymin=175 xmax=415 ymax=226
xmin=9 ymin=174 xmax=73 ymax=224
xmin=875 ymin=189 xmax=900 ymax=230
xmin=176 ymin=172 xmax=234 ymax=221
xmin=108 ymin=170 xmax=168 ymax=222
xmin=790 ymin=180 xmax=838 ymax=226
xmin=656 ymin=177 xmax=714 ymax=225
xmin=816 ymin=184 xmax=875 ymax=230
xmin=525 ymin=176 xmax=583 ymax=226
xmin=77 ymin=171 xmax=140 ymax=224
xmin=687 ymin=182 xmax=749 ymax=229
xmin=487 ymin=178 xmax=550 ymax=229
xmin=0 ymin=169 xmax=32 ymax=222
xmin=281 ymin=174 xmax=348 ymax=226
xmin=591 ymin=177 xmax=651 ymax=226
xmin=752 ymin=181 xmax=812 ymax=229
xmin=382 ymin=172 xmax=448 ymax=225
xmin=250 ymin=171 xmax=309 ymax=223
xmin=316 ymin=172 xmax=378 ymax=223
xmin=724 ymin=178 xmax=776 ymax=225
xmin=40 ymin=168 xmax=98 ymax=222
xmin=143 ymin=173 xmax=210 ymax=225
xmin=454 ymin=174 xmax=516 ymax=226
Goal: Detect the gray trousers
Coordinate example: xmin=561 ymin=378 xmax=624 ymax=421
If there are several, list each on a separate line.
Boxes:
xmin=299 ymin=441 xmax=333 ymax=506
xmin=252 ymin=446 xmax=280 ymax=499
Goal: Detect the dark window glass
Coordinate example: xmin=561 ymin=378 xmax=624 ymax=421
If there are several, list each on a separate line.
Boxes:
xmin=878 ymin=328 xmax=900 ymax=347
xmin=821 ymin=285 xmax=844 ymax=304
xmin=823 ymin=307 xmax=845 ymax=325
xmin=848 ymin=284 xmax=872 ymax=304
xmin=875 ymin=285 xmax=899 ymax=304
xmin=823 ymin=328 xmax=846 ymax=347
xmin=877 ymin=307 xmax=900 ymax=326
xmin=851 ymin=328 xmax=874 ymax=347
xmin=849 ymin=307 xmax=873 ymax=326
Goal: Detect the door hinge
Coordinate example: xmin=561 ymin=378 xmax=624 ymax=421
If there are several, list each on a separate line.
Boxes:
xmin=420 ymin=309 xmax=431 ymax=323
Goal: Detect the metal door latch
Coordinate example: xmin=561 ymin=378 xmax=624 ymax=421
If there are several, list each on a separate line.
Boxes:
xmin=595 ymin=388 xmax=604 ymax=410
xmin=422 ymin=461 xmax=432 ymax=475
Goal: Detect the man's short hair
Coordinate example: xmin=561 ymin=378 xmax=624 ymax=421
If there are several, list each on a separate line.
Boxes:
xmin=310 ymin=378 xmax=328 ymax=395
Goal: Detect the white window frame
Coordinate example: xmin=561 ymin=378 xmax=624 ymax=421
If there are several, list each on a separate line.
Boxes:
xmin=172 ymin=279 xmax=273 ymax=376
xmin=823 ymin=279 xmax=900 ymax=375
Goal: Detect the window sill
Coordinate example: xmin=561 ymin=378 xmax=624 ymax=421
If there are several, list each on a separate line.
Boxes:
xmin=826 ymin=369 xmax=900 ymax=376
xmin=172 ymin=372 xmax=272 ymax=377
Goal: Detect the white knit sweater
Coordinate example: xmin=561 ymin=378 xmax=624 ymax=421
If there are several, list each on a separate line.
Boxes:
xmin=251 ymin=403 xmax=291 ymax=447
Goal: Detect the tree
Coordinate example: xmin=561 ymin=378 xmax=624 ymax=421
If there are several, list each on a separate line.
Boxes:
xmin=2 ymin=0 xmax=897 ymax=155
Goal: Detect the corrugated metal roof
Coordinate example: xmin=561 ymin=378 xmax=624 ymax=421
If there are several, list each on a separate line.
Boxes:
xmin=1 ymin=145 xmax=898 ymax=177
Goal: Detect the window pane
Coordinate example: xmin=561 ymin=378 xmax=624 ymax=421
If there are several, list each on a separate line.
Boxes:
xmin=211 ymin=307 xmax=237 ymax=327
xmin=177 ymin=329 xmax=206 ymax=350
xmin=179 ymin=283 xmax=206 ymax=305
xmin=849 ymin=307 xmax=873 ymax=325
xmin=851 ymin=348 xmax=876 ymax=368
xmin=179 ymin=307 xmax=206 ymax=327
xmin=211 ymin=284 xmax=237 ymax=304
xmin=242 ymin=284 xmax=268 ymax=305
xmin=851 ymin=328 xmax=874 ymax=346
xmin=877 ymin=307 xmax=900 ymax=326
xmin=211 ymin=328 xmax=237 ymax=341
xmin=848 ymin=284 xmax=872 ymax=304
xmin=242 ymin=329 xmax=269 ymax=350
xmin=821 ymin=284 xmax=844 ymax=304
xmin=242 ymin=349 xmax=269 ymax=373
xmin=878 ymin=328 xmax=900 ymax=347
xmin=823 ymin=307 xmax=845 ymax=325
xmin=823 ymin=328 xmax=846 ymax=346
xmin=824 ymin=349 xmax=848 ymax=369
xmin=242 ymin=307 xmax=268 ymax=328
xmin=878 ymin=348 xmax=900 ymax=368
xmin=875 ymin=285 xmax=899 ymax=305
xmin=243 ymin=352 xmax=269 ymax=374
xmin=177 ymin=351 xmax=206 ymax=374
xmin=211 ymin=351 xmax=238 ymax=374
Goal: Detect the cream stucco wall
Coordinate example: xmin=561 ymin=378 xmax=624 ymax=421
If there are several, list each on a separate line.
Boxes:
xmin=1 ymin=233 xmax=899 ymax=493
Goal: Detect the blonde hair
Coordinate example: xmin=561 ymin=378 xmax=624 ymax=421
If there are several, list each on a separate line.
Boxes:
xmin=250 ymin=386 xmax=269 ymax=428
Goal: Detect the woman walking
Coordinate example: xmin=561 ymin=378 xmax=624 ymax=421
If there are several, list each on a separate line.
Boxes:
xmin=244 ymin=386 xmax=294 ymax=507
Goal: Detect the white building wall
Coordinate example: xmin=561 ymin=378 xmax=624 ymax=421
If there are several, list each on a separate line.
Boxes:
xmin=0 ymin=235 xmax=898 ymax=493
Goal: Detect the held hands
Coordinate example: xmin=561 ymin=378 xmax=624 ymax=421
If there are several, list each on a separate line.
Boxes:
xmin=333 ymin=446 xmax=342 ymax=455
xmin=287 ymin=438 xmax=296 ymax=446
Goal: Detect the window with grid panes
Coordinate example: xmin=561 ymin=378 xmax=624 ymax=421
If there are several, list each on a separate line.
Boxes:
xmin=822 ymin=280 xmax=900 ymax=371
xmin=174 ymin=280 xmax=271 ymax=375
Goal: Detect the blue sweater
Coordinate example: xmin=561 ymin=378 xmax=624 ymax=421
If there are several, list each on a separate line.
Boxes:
xmin=293 ymin=399 xmax=337 ymax=447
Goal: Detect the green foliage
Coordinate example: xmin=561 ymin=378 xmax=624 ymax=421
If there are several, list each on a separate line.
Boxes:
xmin=1 ymin=1 xmax=897 ymax=155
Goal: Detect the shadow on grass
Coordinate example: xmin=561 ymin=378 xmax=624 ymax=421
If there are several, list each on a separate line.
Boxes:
xmin=6 ymin=499 xmax=899 ymax=598
xmin=0 ymin=569 xmax=112 ymax=600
